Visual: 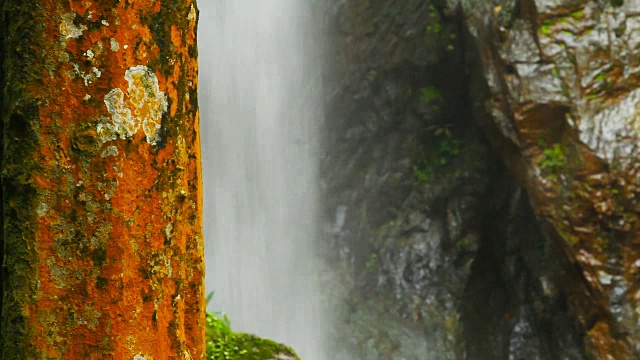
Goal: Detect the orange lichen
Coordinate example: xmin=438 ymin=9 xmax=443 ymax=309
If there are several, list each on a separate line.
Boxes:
xmin=3 ymin=0 xmax=203 ymax=358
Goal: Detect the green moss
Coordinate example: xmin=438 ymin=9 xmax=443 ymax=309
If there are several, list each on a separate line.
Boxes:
xmin=540 ymin=26 xmax=551 ymax=35
xmin=419 ymin=86 xmax=443 ymax=106
xmin=413 ymin=129 xmax=463 ymax=184
xmin=570 ymin=9 xmax=585 ymax=20
xmin=538 ymin=142 xmax=566 ymax=175
xmin=540 ymin=19 xmax=553 ymax=36
xmin=426 ymin=23 xmax=441 ymax=34
xmin=425 ymin=4 xmax=441 ymax=35
xmin=595 ymin=72 xmax=608 ymax=83
xmin=365 ymin=253 xmax=379 ymax=271
xmin=428 ymin=4 xmax=438 ymax=19
xmin=206 ymin=312 xmax=300 ymax=360
xmin=456 ymin=237 xmax=471 ymax=249
xmin=418 ymin=86 xmax=444 ymax=113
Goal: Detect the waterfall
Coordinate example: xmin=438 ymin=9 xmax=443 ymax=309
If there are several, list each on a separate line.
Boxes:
xmin=198 ymin=1 xmax=328 ymax=359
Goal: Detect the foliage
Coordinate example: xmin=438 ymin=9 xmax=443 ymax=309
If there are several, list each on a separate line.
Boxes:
xmin=419 ymin=86 xmax=443 ymax=108
xmin=365 ymin=253 xmax=379 ymax=270
xmin=570 ymin=9 xmax=585 ymax=21
xmin=425 ymin=4 xmax=441 ymax=33
xmin=426 ymin=22 xmax=441 ymax=34
xmin=456 ymin=237 xmax=471 ymax=249
xmin=538 ymin=143 xmax=566 ymax=174
xmin=413 ymin=162 xmax=434 ymax=183
xmin=540 ymin=19 xmax=553 ymax=36
xmin=413 ymin=128 xmax=463 ymax=183
xmin=205 ymin=310 xmax=300 ymax=360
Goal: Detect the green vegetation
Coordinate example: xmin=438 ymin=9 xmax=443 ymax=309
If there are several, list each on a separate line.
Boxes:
xmin=538 ymin=142 xmax=566 ymax=174
xmin=428 ymin=4 xmax=438 ymax=19
xmin=413 ymin=128 xmax=463 ymax=184
xmin=413 ymin=162 xmax=434 ymax=183
xmin=206 ymin=312 xmax=300 ymax=360
xmin=426 ymin=23 xmax=441 ymax=33
xmin=456 ymin=237 xmax=471 ymax=250
xmin=419 ymin=86 xmax=443 ymax=111
xmin=595 ymin=72 xmax=608 ymax=83
xmin=540 ymin=19 xmax=553 ymax=36
xmin=570 ymin=9 xmax=585 ymax=21
xmin=425 ymin=4 xmax=441 ymax=34
xmin=205 ymin=293 xmax=299 ymax=360
xmin=365 ymin=253 xmax=379 ymax=270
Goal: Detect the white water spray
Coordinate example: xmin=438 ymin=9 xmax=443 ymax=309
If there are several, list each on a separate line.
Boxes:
xmin=198 ymin=1 xmax=328 ymax=359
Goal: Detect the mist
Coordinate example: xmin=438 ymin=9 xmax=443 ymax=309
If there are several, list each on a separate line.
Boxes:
xmin=197 ymin=1 xmax=329 ymax=359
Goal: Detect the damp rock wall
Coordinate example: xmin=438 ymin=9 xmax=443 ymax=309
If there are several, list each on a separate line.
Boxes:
xmin=320 ymin=1 xmax=639 ymax=359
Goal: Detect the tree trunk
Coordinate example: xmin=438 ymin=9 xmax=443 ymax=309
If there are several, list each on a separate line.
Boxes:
xmin=1 ymin=1 xmax=205 ymax=358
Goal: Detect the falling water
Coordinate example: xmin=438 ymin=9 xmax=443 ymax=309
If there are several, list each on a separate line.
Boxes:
xmin=198 ymin=1 xmax=328 ymax=359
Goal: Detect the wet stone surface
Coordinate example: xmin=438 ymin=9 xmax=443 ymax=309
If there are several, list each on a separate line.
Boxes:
xmin=318 ymin=0 xmax=640 ymax=358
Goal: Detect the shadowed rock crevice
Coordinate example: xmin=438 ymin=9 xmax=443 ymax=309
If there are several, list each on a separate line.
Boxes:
xmin=321 ymin=0 xmax=639 ymax=358
xmin=460 ymin=165 xmax=588 ymax=359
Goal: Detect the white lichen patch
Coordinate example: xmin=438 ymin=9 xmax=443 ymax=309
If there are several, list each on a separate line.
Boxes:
xmin=101 ymin=19 xmax=110 ymax=26
xmin=101 ymin=145 xmax=119 ymax=158
xmin=125 ymin=65 xmax=167 ymax=144
xmin=110 ymin=38 xmax=119 ymax=52
xmin=164 ymin=222 xmax=173 ymax=240
xmin=188 ymin=4 xmax=197 ymax=22
xmin=37 ymin=202 xmax=49 ymax=217
xmin=104 ymin=88 xmax=136 ymax=137
xmin=72 ymin=62 xmax=100 ymax=86
xmin=97 ymin=120 xmax=117 ymax=143
xmin=59 ymin=13 xmax=87 ymax=46
xmin=133 ymin=355 xmax=146 ymax=360
xmin=102 ymin=65 xmax=167 ymax=145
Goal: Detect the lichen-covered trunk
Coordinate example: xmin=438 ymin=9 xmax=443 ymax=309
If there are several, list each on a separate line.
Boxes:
xmin=1 ymin=1 xmax=204 ymax=359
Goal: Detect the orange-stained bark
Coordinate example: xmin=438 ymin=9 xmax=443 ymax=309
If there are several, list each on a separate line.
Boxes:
xmin=1 ymin=1 xmax=204 ymax=359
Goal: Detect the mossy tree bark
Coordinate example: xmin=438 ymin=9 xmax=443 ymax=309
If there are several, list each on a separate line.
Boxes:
xmin=1 ymin=1 xmax=205 ymax=359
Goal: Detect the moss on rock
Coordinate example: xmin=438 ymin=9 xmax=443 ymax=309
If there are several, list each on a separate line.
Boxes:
xmin=206 ymin=312 xmax=300 ymax=360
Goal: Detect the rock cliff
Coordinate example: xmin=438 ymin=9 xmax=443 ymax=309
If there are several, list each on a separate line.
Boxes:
xmin=321 ymin=0 xmax=640 ymax=358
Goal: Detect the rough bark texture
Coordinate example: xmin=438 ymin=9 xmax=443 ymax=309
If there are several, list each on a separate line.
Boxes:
xmin=1 ymin=1 xmax=204 ymax=359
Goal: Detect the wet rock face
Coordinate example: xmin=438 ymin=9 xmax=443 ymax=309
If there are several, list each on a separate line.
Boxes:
xmin=452 ymin=0 xmax=640 ymax=358
xmin=322 ymin=0 xmax=640 ymax=359
xmin=321 ymin=0 xmax=575 ymax=359
xmin=321 ymin=1 xmax=487 ymax=358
